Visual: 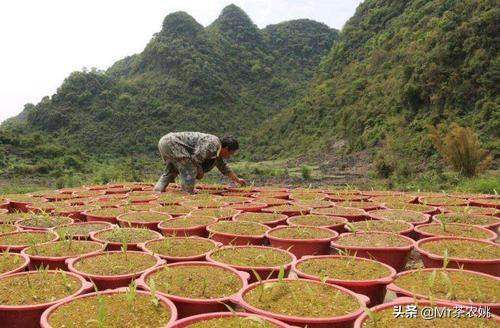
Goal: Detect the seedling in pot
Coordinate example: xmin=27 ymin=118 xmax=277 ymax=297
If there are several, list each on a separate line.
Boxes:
xmin=361 ymin=304 xmax=378 ymax=327
xmin=126 ymin=281 xmax=138 ymax=307
xmin=60 ymin=270 xmax=73 ymax=293
xmin=148 ymin=278 xmax=160 ymax=307
xmin=86 ymin=291 xmax=107 ymax=328
xmin=346 ymin=222 xmax=357 ymax=234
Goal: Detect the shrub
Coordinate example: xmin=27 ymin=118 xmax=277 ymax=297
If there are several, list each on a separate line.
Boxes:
xmin=301 ymin=165 xmax=311 ymax=180
xmin=428 ymin=124 xmax=492 ymax=177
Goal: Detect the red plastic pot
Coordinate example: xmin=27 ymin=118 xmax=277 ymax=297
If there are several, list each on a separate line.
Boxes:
xmin=266 ymin=225 xmax=338 ymax=258
xmin=419 ymin=196 xmax=469 ymax=207
xmin=415 ymin=236 xmax=500 ymax=276
xmin=67 ymin=251 xmax=164 ymax=290
xmin=0 ymin=270 xmax=93 ymax=328
xmin=0 ymin=230 xmax=59 ymax=252
xmin=469 ymin=198 xmax=500 ymax=209
xmin=387 ymin=269 xmax=500 ymax=315
xmin=414 ymin=222 xmax=498 ymax=241
xmin=104 ymin=187 xmax=130 ymax=195
xmin=0 ymin=252 xmax=30 ymax=277
xmin=293 ymin=255 xmax=396 ymax=305
xmin=253 ymin=191 xmax=290 ymax=200
xmin=117 ymin=211 xmax=172 ymax=231
xmin=232 ymin=212 xmax=288 ymax=228
xmin=231 ymin=278 xmax=370 ymax=328
xmin=432 ymin=213 xmax=500 ymax=232
xmin=226 ymin=202 xmax=268 ymax=212
xmin=40 ymin=288 xmax=178 ymax=328
xmin=206 ymin=222 xmax=269 ymax=245
xmin=311 ymin=207 xmax=369 ymax=222
xmin=354 ymin=296 xmax=500 ymax=327
xmin=50 ymin=221 xmax=115 ymax=240
xmin=15 ymin=217 xmax=74 ymax=231
xmin=83 ymin=210 xmax=124 ymax=224
xmin=21 ymin=240 xmax=105 ymax=270
xmin=286 ymin=215 xmax=348 ymax=233
xmin=0 ymin=201 xmax=10 ymax=210
xmin=262 ymin=205 xmax=312 ymax=217
xmin=89 ymin=228 xmax=163 ymax=251
xmin=138 ymin=237 xmax=221 ymax=263
xmin=7 ymin=198 xmax=36 ymax=212
xmin=167 ymin=311 xmax=291 ymax=328
xmin=158 ymin=216 xmax=217 ymax=238
xmin=206 ymin=245 xmax=297 ymax=283
xmin=331 ymin=232 xmax=415 ymax=272
xmin=136 ymin=261 xmax=250 ymax=318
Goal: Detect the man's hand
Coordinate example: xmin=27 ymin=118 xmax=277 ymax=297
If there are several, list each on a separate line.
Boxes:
xmin=236 ymin=177 xmax=247 ymax=186
xmin=228 ymin=172 xmax=247 ymax=186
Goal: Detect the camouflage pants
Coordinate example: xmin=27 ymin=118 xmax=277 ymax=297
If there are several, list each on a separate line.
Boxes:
xmin=153 ymin=137 xmax=198 ymax=193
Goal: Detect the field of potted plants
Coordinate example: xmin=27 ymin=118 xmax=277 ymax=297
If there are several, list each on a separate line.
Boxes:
xmin=0 ymin=182 xmax=498 ymax=327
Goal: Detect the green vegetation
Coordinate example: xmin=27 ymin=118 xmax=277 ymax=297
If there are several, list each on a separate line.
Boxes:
xmin=1 ymin=2 xmax=498 ymax=193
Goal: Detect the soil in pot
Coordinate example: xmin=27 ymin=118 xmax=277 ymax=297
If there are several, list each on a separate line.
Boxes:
xmin=287 ymin=215 xmax=346 ymax=228
xmin=93 ymin=227 xmax=161 ymax=246
xmin=160 ymin=216 xmax=216 ymax=229
xmin=440 ymin=205 xmax=498 ymax=216
xmin=311 ymin=206 xmax=366 ymax=218
xmin=181 ymin=199 xmax=227 ymax=208
xmin=16 ymin=214 xmax=73 ymax=230
xmin=27 ymin=201 xmax=67 ymax=213
xmin=73 ymin=251 xmax=158 ymax=276
xmin=296 ymin=256 xmax=392 ymax=281
xmin=346 ymin=220 xmax=412 ymax=234
xmin=268 ymin=226 xmax=334 ymax=239
xmin=89 ymin=199 xmax=128 ymax=208
xmin=46 ymin=290 xmax=173 ymax=328
xmin=336 ymin=201 xmax=382 ymax=210
xmin=327 ymin=194 xmax=369 ymax=202
xmin=361 ymin=305 xmax=498 ymax=327
xmin=242 ymin=279 xmax=360 ymax=318
xmin=24 ymin=240 xmax=103 ymax=258
xmin=262 ymin=204 xmax=310 ymax=215
xmin=433 ymin=213 xmax=499 ymax=227
xmin=369 ymin=209 xmax=429 ymax=224
xmin=209 ymin=246 xmax=293 ymax=269
xmin=420 ymin=196 xmax=468 ymax=206
xmin=382 ymin=203 xmax=436 ymax=213
xmin=252 ymin=197 xmax=290 ymax=206
xmin=293 ymin=199 xmax=333 ymax=208
xmin=369 ymin=195 xmax=416 ymax=204
xmin=153 ymin=205 xmax=195 ymax=216
xmin=418 ymin=239 xmax=500 ymax=260
xmin=146 ymin=264 xmax=243 ymax=299
xmin=416 ymin=223 xmax=496 ymax=240
xmin=181 ymin=316 xmax=282 ymax=328
xmin=145 ymin=238 xmax=218 ymax=258
xmin=123 ymin=203 xmax=162 ymax=212
xmin=85 ymin=207 xmax=130 ymax=218
xmin=0 ymin=212 xmax=23 ymax=224
xmin=155 ymin=193 xmax=184 ymax=205
xmin=53 ymin=222 xmax=112 ymax=239
xmin=208 ymin=221 xmax=269 ymax=236
xmin=118 ymin=211 xmax=170 ymax=225
xmin=0 ymin=270 xmax=82 ymax=306
xmin=0 ymin=224 xmax=17 ymax=234
xmin=219 ymin=196 xmax=253 ymax=204
xmin=333 ymin=232 xmax=412 ymax=248
xmin=392 ymin=269 xmax=499 ymax=304
xmin=0 ymin=252 xmax=27 ymax=275
xmin=0 ymin=231 xmax=58 ymax=249
xmin=189 ymin=208 xmax=240 ymax=220
xmin=233 ymin=212 xmax=286 ymax=225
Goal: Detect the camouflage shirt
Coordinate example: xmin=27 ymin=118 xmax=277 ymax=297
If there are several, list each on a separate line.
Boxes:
xmin=158 ymin=131 xmax=233 ymax=176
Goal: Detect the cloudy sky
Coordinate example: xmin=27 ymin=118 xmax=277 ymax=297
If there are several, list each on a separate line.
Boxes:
xmin=0 ymin=0 xmax=363 ymax=123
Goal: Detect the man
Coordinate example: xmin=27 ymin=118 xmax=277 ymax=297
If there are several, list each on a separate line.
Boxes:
xmin=153 ymin=131 xmax=247 ymax=193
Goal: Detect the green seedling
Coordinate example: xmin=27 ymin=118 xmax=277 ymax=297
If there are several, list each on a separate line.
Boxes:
xmin=126 ymin=282 xmax=137 ymax=306
xmin=86 ymin=291 xmax=107 ymax=328
xmin=440 ymin=271 xmax=455 ymax=299
xmin=148 ymin=278 xmax=160 ymax=307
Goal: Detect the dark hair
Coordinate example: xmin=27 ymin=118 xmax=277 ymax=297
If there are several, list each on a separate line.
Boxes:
xmin=221 ymin=136 xmax=239 ymax=151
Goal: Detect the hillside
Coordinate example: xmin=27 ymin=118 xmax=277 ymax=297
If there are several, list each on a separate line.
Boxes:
xmin=251 ymin=0 xmax=499 ymax=170
xmin=6 ymin=4 xmax=337 ymax=157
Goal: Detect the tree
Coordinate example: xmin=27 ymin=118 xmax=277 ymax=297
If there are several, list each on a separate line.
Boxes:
xmin=428 ymin=124 xmax=492 ymax=177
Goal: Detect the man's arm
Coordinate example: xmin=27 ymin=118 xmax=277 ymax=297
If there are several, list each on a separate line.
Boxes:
xmin=215 ymin=158 xmax=247 ymax=186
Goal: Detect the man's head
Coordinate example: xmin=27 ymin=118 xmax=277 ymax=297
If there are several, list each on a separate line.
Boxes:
xmin=220 ymin=136 xmax=239 ymax=159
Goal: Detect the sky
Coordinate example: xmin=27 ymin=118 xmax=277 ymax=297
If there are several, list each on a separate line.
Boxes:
xmin=0 ymin=0 xmax=363 ymax=123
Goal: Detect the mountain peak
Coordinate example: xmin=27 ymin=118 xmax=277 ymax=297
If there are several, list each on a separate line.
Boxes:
xmin=209 ymin=4 xmax=261 ymax=43
xmin=160 ymin=11 xmax=203 ymax=38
